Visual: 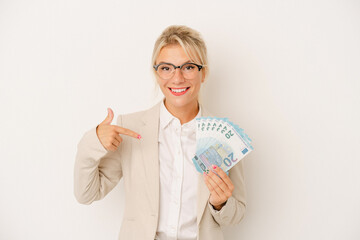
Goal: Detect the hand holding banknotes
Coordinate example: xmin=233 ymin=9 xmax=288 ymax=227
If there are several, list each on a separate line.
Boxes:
xmin=96 ymin=108 xmax=142 ymax=152
xmin=203 ymin=164 xmax=234 ymax=210
xmin=192 ymin=117 xmax=254 ymax=211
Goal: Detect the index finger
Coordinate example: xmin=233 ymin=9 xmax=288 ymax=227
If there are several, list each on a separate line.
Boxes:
xmin=114 ymin=125 xmax=141 ymax=139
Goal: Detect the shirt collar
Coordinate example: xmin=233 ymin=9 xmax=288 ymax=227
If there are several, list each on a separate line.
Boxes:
xmin=159 ymin=99 xmax=202 ymax=130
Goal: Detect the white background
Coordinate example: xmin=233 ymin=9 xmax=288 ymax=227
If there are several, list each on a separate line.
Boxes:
xmin=0 ymin=0 xmax=359 ymax=239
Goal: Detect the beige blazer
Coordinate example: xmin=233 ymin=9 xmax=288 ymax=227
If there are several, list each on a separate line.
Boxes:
xmin=74 ymin=100 xmax=247 ymax=240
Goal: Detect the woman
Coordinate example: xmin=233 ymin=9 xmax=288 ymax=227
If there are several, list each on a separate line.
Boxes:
xmin=74 ymin=25 xmax=246 ymax=240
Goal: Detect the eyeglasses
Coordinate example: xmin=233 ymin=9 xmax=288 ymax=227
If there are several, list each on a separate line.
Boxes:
xmin=153 ymin=62 xmax=203 ymax=80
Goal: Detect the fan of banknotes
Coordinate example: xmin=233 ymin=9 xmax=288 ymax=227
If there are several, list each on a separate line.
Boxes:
xmin=192 ymin=117 xmax=254 ymax=175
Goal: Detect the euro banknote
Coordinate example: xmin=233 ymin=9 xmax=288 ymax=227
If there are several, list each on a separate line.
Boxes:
xmin=192 ymin=117 xmax=254 ymax=175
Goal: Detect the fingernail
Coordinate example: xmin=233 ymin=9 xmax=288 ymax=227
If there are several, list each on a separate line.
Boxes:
xmin=212 ymin=165 xmax=217 ymax=169
xmin=137 ymin=134 xmax=142 ymax=140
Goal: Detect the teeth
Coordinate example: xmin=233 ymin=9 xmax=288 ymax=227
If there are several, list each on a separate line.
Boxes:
xmin=171 ymin=88 xmax=188 ymax=93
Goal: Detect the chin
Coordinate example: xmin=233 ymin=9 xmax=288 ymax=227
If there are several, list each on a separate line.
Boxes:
xmin=165 ymin=96 xmax=197 ymax=109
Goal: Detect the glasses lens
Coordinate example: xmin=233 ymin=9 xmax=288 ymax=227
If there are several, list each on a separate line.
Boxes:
xmin=181 ymin=63 xmax=199 ymax=79
xmin=157 ymin=64 xmax=174 ymax=79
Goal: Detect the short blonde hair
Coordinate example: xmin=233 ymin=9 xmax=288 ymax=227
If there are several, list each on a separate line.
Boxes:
xmin=151 ymin=25 xmax=209 ymax=81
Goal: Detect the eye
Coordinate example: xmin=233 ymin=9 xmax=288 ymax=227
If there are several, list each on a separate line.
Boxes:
xmin=159 ymin=64 xmax=173 ymax=72
xmin=160 ymin=66 xmax=170 ymax=71
xmin=182 ymin=64 xmax=196 ymax=71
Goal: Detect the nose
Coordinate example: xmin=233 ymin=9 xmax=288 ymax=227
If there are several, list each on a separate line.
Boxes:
xmin=171 ymin=67 xmax=185 ymax=83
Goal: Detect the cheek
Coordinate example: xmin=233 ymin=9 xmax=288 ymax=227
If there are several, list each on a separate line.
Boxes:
xmin=159 ymin=85 xmax=167 ymax=93
xmin=193 ymin=79 xmax=202 ymax=90
xmin=156 ymin=79 xmax=167 ymax=90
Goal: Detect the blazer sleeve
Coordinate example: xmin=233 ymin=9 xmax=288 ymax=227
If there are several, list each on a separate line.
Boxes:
xmin=207 ymin=159 xmax=247 ymax=226
xmin=73 ymin=115 xmax=124 ymax=205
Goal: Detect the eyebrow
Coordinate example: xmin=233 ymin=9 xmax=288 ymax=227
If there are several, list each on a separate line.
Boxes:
xmin=156 ymin=60 xmax=192 ymax=65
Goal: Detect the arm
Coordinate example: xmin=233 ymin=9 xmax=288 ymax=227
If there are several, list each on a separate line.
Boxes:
xmin=73 ymin=115 xmax=124 ymax=205
xmin=206 ymin=160 xmax=247 ymax=226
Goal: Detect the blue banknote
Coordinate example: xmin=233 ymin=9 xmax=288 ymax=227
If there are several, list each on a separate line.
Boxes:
xmin=192 ymin=117 xmax=254 ymax=175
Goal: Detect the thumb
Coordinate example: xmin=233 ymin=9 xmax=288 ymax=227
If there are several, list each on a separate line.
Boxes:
xmin=100 ymin=107 xmax=114 ymax=125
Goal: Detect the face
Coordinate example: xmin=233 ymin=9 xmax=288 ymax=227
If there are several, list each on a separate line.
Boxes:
xmin=155 ymin=44 xmax=205 ymax=111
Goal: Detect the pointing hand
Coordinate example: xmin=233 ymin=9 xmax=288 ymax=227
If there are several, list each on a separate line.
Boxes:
xmin=96 ymin=108 xmax=141 ymax=152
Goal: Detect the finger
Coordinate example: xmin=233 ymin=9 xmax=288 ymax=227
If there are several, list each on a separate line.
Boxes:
xmin=205 ymin=171 xmax=226 ymax=199
xmin=106 ymin=141 xmax=117 ymax=151
xmin=212 ymin=165 xmax=234 ymax=193
xmin=114 ymin=126 xmax=141 ymax=140
xmin=203 ymin=173 xmax=221 ymax=199
xmin=110 ymin=142 xmax=118 ymax=151
xmin=110 ymin=135 xmax=123 ymax=150
xmin=100 ymin=108 xmax=114 ymax=125
xmin=114 ymin=134 xmax=123 ymax=146
xmin=207 ymin=169 xmax=229 ymax=195
xmin=112 ymin=138 xmax=120 ymax=147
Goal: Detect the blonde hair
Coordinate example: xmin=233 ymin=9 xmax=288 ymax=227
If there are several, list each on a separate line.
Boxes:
xmin=151 ymin=25 xmax=209 ymax=82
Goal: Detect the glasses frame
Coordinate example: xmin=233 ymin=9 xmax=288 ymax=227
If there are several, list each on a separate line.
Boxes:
xmin=153 ymin=62 xmax=203 ymax=79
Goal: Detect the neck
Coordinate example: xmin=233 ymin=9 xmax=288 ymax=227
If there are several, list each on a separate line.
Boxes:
xmin=164 ymin=99 xmax=199 ymax=125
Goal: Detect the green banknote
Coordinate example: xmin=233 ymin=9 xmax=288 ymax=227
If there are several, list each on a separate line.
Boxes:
xmin=192 ymin=117 xmax=254 ymax=174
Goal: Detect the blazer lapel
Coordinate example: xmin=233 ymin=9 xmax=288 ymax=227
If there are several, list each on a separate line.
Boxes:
xmin=140 ymin=101 xmax=161 ymax=215
xmin=196 ymin=105 xmax=213 ymax=226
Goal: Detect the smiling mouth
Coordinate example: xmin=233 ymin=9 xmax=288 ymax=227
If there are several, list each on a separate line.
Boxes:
xmin=168 ymin=87 xmax=190 ymax=96
xmin=169 ymin=87 xmax=190 ymax=93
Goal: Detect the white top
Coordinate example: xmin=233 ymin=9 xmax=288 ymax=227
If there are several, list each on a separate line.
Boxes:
xmin=155 ymin=100 xmax=202 ymax=240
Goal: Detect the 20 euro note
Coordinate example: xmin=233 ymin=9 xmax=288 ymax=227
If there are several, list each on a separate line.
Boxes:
xmin=192 ymin=117 xmax=254 ymax=175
